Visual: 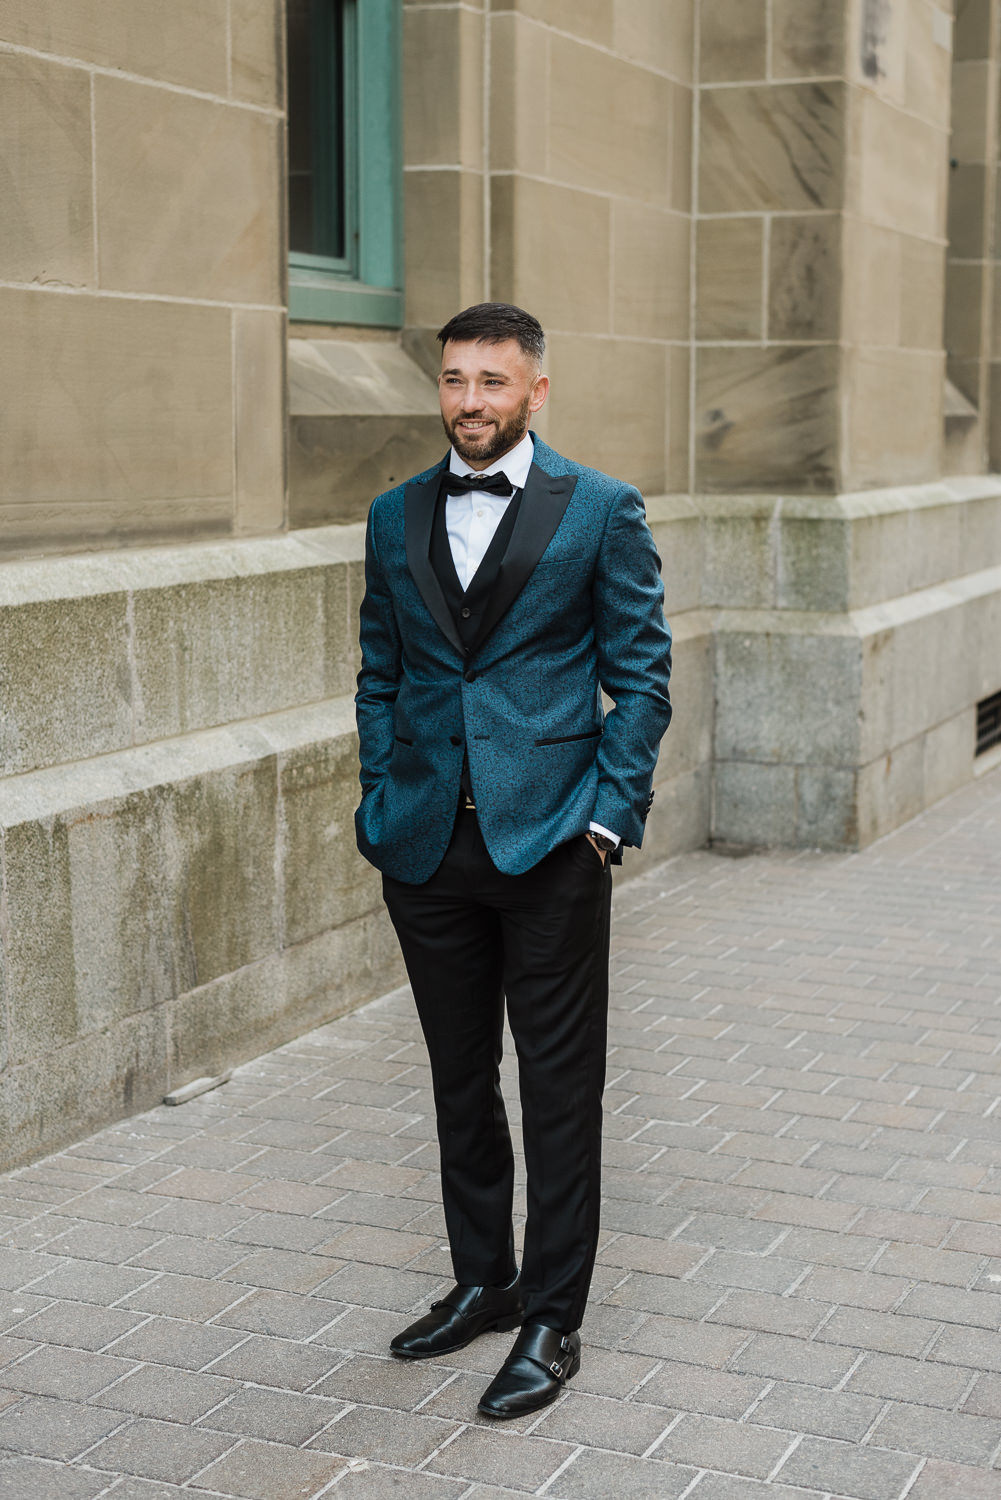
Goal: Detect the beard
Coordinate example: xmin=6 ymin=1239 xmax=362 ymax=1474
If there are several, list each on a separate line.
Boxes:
xmin=444 ymin=393 xmax=533 ymax=467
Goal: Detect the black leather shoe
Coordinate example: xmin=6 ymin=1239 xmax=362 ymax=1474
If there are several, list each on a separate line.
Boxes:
xmin=477 ymin=1322 xmax=581 ymax=1419
xmin=390 ymin=1276 xmax=523 ymax=1360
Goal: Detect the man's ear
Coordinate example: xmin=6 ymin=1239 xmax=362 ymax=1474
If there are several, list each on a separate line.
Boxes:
xmin=530 ymin=375 xmax=550 ymax=414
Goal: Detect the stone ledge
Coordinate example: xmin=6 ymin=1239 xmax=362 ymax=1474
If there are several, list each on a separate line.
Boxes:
xmin=696 ymin=478 xmax=1001 ymax=612
xmin=714 ymin=562 xmax=1001 ymax=776
xmin=0 ymin=503 xmax=708 ymax=780
xmin=1 ymin=624 xmax=712 ymax=825
xmin=850 ymin=560 xmax=1001 ymax=633
xmin=715 ymin=559 xmax=1001 ymax=635
xmin=0 ymin=522 xmax=366 ymax=604
xmin=698 ymin=474 xmax=1001 ymax=521
xmin=0 ymin=526 xmax=365 ymax=779
xmin=0 ymin=694 xmax=401 ymax=1170
xmin=0 ymin=695 xmax=358 ymax=824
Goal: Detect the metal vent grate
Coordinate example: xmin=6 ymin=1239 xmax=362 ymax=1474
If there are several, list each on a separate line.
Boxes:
xmin=977 ymin=690 xmax=1001 ymax=756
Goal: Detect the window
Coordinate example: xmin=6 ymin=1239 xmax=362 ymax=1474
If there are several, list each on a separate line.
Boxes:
xmin=287 ymin=0 xmax=402 ymax=327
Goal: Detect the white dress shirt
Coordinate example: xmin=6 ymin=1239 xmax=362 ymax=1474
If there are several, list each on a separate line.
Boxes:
xmin=446 ymin=433 xmax=620 ymax=850
xmin=446 ymin=430 xmax=535 ymax=590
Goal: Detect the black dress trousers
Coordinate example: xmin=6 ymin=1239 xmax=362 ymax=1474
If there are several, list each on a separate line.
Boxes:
xmin=382 ymin=809 xmax=612 ymax=1333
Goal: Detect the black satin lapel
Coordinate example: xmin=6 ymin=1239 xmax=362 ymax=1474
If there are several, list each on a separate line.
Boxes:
xmin=469 ymin=465 xmax=578 ymax=656
xmin=404 ymin=472 xmax=464 ymax=656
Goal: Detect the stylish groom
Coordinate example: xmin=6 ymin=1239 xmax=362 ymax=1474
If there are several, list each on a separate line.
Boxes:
xmin=355 ymin=303 xmax=672 ymax=1418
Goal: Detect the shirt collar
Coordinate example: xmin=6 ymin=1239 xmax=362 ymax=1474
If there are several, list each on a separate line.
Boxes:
xmin=448 ymin=430 xmax=535 ymax=491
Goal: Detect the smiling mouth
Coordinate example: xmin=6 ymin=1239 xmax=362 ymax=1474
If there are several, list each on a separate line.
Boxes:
xmin=457 ymin=420 xmax=493 ymax=432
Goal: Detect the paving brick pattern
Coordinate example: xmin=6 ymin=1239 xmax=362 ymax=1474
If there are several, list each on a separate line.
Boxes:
xmin=0 ymin=768 xmax=999 ymax=1499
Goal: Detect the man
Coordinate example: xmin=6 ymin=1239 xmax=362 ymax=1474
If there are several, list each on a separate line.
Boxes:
xmin=355 ymin=303 xmax=672 ymax=1418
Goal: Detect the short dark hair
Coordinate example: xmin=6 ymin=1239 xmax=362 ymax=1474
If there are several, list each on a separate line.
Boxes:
xmin=436 ymin=303 xmax=545 ymax=366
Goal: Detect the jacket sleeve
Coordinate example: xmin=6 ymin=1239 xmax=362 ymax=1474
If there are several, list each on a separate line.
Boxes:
xmin=355 ymin=501 xmax=403 ymax=796
xmin=590 ymin=485 xmax=673 ymax=846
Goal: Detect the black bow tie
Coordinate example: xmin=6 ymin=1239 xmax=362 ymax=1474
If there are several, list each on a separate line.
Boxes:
xmin=443 ymin=470 xmax=514 ymax=498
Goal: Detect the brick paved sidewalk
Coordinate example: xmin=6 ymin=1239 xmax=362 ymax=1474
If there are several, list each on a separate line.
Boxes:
xmin=1 ymin=768 xmax=1000 ymax=1500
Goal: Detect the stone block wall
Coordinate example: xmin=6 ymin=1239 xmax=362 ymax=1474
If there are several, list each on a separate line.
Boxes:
xmin=942 ymin=0 xmax=1001 ymax=471
xmin=401 ymin=0 xmax=693 ymax=497
xmin=840 ymin=0 xmax=951 ymax=489
xmin=0 ymin=533 xmax=397 ymax=1168
xmin=694 ymin=0 xmax=951 ymax=494
xmin=0 ymin=2 xmax=287 ymax=558
xmin=695 ymin=2 xmax=845 ymax=494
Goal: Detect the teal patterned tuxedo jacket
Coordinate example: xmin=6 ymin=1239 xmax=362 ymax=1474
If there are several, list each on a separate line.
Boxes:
xmin=354 ymin=433 xmax=673 ymax=883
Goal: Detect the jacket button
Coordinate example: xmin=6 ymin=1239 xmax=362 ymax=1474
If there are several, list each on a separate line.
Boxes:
xmin=460 ymin=607 xmax=471 ymax=619
xmin=450 ymin=735 xmax=462 ymax=746
xmin=464 ymin=670 xmax=476 ymax=683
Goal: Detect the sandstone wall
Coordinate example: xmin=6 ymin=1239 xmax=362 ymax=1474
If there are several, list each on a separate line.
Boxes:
xmin=0 ymin=2 xmax=287 ymax=557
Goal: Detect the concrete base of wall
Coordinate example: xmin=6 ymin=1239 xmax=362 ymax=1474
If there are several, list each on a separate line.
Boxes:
xmin=0 ymin=700 xmax=405 ymax=1171
xmin=705 ymin=478 xmax=1001 ymax=851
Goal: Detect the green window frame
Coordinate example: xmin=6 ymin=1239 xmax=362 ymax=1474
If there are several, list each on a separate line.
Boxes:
xmin=288 ymin=0 xmax=402 ymax=327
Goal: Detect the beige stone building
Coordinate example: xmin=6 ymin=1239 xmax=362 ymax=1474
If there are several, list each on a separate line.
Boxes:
xmin=1 ymin=0 xmax=999 ymax=1166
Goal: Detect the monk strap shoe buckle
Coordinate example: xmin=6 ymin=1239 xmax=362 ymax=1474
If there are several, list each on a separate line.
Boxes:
xmin=478 ymin=1322 xmax=582 ymax=1420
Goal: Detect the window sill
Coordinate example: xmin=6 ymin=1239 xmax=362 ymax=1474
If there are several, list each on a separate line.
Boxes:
xmin=287 ymin=335 xmax=442 ymax=527
xmin=289 ymin=271 xmax=402 ymax=328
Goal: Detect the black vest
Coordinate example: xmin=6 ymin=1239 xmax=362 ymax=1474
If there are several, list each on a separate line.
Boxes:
xmin=430 ymin=478 xmax=524 ymax=652
xmin=430 ymin=477 xmax=524 ymax=797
